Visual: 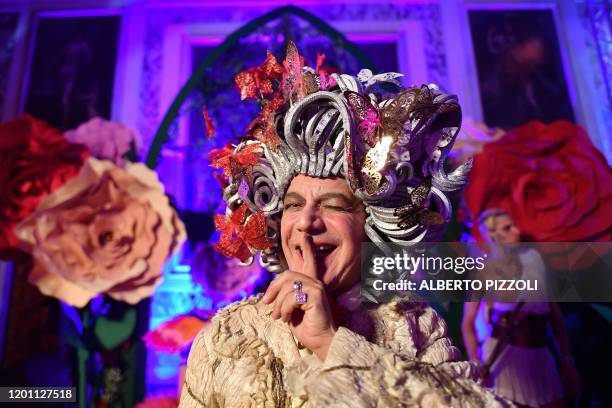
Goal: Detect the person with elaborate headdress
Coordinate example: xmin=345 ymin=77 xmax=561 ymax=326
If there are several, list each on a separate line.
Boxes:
xmin=180 ymin=43 xmax=508 ymax=407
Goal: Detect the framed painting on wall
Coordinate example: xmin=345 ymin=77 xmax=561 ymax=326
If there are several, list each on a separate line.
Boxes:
xmin=21 ymin=12 xmax=121 ymax=130
xmin=0 ymin=12 xmax=20 ymax=117
xmin=467 ymin=8 xmax=575 ymax=130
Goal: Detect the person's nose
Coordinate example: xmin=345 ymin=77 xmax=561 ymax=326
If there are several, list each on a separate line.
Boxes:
xmin=296 ymin=204 xmax=324 ymax=235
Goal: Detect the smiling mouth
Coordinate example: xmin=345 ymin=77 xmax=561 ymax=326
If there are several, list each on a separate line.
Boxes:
xmin=297 ymin=244 xmax=337 ymax=260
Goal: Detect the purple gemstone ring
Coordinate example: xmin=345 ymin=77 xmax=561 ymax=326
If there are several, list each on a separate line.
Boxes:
xmin=295 ymin=291 xmax=308 ymax=304
xmin=293 ymin=280 xmax=303 ymax=291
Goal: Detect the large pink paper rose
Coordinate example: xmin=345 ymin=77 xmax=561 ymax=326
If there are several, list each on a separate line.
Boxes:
xmin=65 ymin=117 xmax=141 ymax=166
xmin=15 ymin=158 xmax=186 ymax=307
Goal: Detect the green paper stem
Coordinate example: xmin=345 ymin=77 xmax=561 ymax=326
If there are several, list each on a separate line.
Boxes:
xmin=145 ymin=5 xmax=377 ymax=169
xmin=94 ymin=307 xmax=137 ymax=350
xmin=78 ymin=306 xmax=90 ymax=408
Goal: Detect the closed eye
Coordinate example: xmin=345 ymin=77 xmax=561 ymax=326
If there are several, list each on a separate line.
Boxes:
xmin=284 ymin=202 xmax=302 ymax=209
xmin=323 ymin=205 xmax=352 ymax=212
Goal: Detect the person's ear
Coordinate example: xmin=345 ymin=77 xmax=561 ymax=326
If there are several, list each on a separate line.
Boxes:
xmin=482 ymin=226 xmax=498 ymax=243
xmin=478 ymin=224 xmax=493 ymax=243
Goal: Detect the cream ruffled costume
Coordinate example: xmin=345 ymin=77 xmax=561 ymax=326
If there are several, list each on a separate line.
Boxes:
xmin=179 ymin=286 xmax=508 ymax=407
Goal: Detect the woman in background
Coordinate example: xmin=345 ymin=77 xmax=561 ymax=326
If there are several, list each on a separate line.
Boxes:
xmin=462 ymin=209 xmax=580 ymax=407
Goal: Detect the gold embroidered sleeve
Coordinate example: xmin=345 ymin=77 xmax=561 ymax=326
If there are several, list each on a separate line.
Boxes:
xmin=179 ymin=327 xmax=221 ymax=407
xmin=179 ymin=302 xmax=290 ymax=408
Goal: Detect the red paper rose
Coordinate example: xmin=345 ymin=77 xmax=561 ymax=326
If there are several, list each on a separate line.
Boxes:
xmin=0 ymin=115 xmax=88 ymax=258
xmin=135 ymin=396 xmax=178 ymax=408
xmin=466 ymin=120 xmax=611 ymax=243
xmin=143 ymin=315 xmax=210 ymax=354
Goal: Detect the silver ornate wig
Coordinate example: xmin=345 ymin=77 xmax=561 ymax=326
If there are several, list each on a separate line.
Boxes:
xmin=213 ymin=44 xmax=470 ymax=273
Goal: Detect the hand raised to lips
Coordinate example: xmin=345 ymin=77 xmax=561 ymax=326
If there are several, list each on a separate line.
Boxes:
xmin=295 ymin=239 xmax=337 ymax=280
xmin=295 ymin=241 xmax=336 ymax=257
xmin=262 ymin=235 xmax=337 ymax=361
xmin=300 ymin=235 xmax=323 ymax=279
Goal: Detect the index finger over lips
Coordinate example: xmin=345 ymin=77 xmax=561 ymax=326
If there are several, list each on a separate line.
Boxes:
xmin=300 ymin=235 xmax=319 ymax=280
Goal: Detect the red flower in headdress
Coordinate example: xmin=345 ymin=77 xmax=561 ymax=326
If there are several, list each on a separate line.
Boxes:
xmin=213 ymin=204 xmax=271 ymax=262
xmin=202 ymin=107 xmax=215 ymax=139
xmin=208 ymin=142 xmax=262 ymax=181
xmin=246 ymin=95 xmax=284 ymax=150
xmin=235 ymin=51 xmax=284 ymax=100
xmin=315 ymin=53 xmax=325 ymax=72
xmin=213 ymin=171 xmax=229 ymax=190
xmin=315 ymin=53 xmax=337 ymax=90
